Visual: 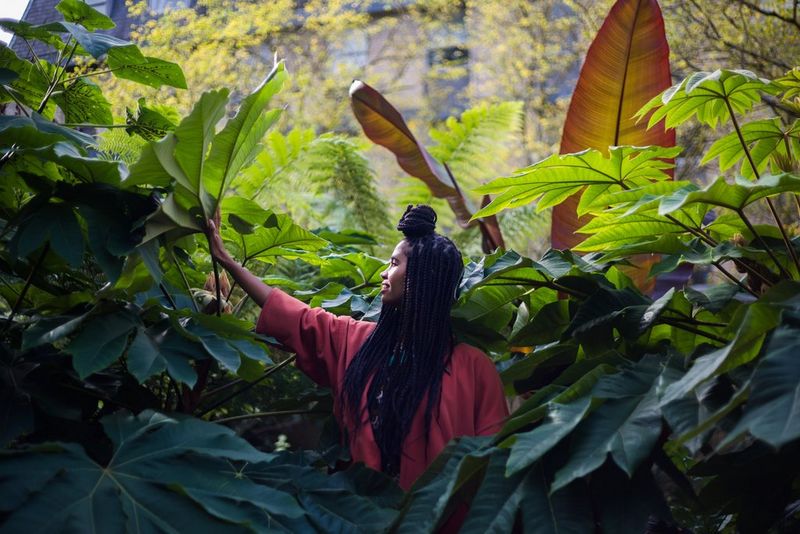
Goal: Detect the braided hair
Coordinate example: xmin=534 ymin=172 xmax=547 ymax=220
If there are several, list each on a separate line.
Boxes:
xmin=341 ymin=205 xmax=464 ymax=476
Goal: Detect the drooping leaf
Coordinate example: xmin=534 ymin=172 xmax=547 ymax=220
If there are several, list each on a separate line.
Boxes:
xmin=64 ymin=310 xmax=138 ymax=378
xmin=349 ymin=79 xmax=503 ymax=251
xmin=60 ymin=21 xmax=130 ymax=58
xmin=9 ymin=201 xmax=84 ymax=267
xmin=552 ymin=0 xmax=675 ymax=250
xmin=0 ymin=113 xmax=94 ymax=149
xmin=551 ymin=355 xmax=680 ymax=491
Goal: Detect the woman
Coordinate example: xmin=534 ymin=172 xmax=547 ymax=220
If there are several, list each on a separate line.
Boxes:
xmin=207 ymin=204 xmax=508 ymax=490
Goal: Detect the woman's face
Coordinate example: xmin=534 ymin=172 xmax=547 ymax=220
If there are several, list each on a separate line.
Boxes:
xmin=380 ymin=240 xmax=409 ymax=306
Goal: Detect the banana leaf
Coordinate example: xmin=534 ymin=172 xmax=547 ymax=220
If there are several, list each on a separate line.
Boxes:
xmin=349 ymin=80 xmax=504 ymax=252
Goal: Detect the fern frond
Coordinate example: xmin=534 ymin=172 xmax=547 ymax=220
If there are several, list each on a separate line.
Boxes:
xmin=499 ymin=204 xmax=551 ymax=258
xmin=300 ymin=135 xmax=392 ymax=237
xmin=428 ymin=101 xmax=524 ymax=194
xmin=95 ymin=128 xmax=147 ymax=165
xmin=232 ymin=128 xmax=316 ymax=199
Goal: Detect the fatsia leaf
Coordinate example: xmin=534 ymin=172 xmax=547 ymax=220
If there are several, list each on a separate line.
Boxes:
xmin=658 ymin=173 xmax=800 ymax=215
xmin=107 ymin=44 xmax=187 ymax=89
xmin=552 ymin=0 xmax=675 ymax=250
xmin=0 ymin=411 xmax=311 ymax=533
xmin=702 ymin=118 xmax=800 ymax=179
xmin=349 ymin=79 xmax=503 ymax=251
xmin=64 ymin=310 xmax=138 ymax=378
xmin=474 ymin=145 xmax=681 ymax=219
xmin=10 ymin=201 xmax=84 ymax=267
xmin=203 ymin=61 xmax=287 ymax=216
xmin=637 ymin=69 xmax=780 ymax=130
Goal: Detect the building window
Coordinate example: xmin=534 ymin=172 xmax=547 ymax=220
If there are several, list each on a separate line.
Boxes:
xmin=86 ymin=0 xmax=109 ymax=16
xmin=425 ymin=45 xmax=470 ymax=121
xmin=148 ymin=0 xmax=189 ymax=14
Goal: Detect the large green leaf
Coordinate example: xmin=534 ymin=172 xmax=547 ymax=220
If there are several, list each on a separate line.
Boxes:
xmin=50 ymin=77 xmax=113 ymax=125
xmin=724 ymin=325 xmax=800 ymax=448
xmin=506 ymin=398 xmax=592 ymax=476
xmin=107 ymin=44 xmax=187 ymax=90
xmin=55 ymin=0 xmax=115 ymax=31
xmin=0 ymin=113 xmax=93 ymax=149
xmin=64 ymin=309 xmax=138 ymax=378
xmin=551 ymin=355 xmax=680 ymax=492
xmin=9 ymin=201 xmax=84 ymax=267
xmin=0 ymin=411 xmax=314 ymax=533
xmin=221 ymin=198 xmax=329 ymax=264
xmin=461 ymin=453 xmax=593 ymax=534
xmin=473 ymin=146 xmax=681 ymax=219
xmin=203 ymin=61 xmax=286 ymax=214
xmin=637 ymin=69 xmax=780 ymax=129
xmin=60 ymin=21 xmax=130 ymax=58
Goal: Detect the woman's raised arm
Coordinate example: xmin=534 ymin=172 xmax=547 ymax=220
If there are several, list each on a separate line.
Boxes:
xmin=206 ymin=217 xmax=272 ymax=308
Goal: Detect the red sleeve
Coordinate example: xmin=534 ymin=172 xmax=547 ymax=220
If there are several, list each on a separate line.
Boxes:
xmin=473 ymin=352 xmax=510 ymax=435
xmin=255 ymin=288 xmax=359 ymax=389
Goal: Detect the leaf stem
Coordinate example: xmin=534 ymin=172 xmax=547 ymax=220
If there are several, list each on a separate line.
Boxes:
xmin=213 ymin=408 xmax=327 ymax=424
xmin=169 ymin=247 xmax=199 ymax=313
xmin=724 ymin=97 xmax=799 ymax=274
xmin=711 ymin=260 xmax=759 ymax=297
xmin=736 ymin=208 xmax=790 ymax=278
xmin=4 ymin=243 xmax=49 ymax=328
xmin=659 ymin=317 xmax=729 ymax=345
xmin=197 ymin=354 xmax=296 ymax=417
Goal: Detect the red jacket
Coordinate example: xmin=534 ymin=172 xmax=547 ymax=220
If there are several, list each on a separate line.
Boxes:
xmin=256 ymin=289 xmax=509 ymax=490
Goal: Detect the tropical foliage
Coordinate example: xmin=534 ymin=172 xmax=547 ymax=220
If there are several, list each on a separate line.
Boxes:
xmin=2 ymin=0 xmax=800 ymax=532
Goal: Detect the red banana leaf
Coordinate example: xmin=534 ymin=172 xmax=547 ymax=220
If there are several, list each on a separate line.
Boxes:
xmin=553 ymin=0 xmax=675 ymax=290
xmin=350 ymin=80 xmax=504 ymax=252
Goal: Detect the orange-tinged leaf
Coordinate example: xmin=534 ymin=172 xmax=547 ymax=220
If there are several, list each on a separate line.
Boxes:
xmin=350 ymin=80 xmax=504 ymax=252
xmin=552 ymin=0 xmax=675 ymax=251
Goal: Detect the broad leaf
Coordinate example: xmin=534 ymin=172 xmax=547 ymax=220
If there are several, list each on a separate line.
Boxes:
xmin=0 ymin=411 xmax=315 ymax=533
xmin=50 ymin=77 xmax=113 ymax=125
xmin=551 ymin=355 xmax=680 ymax=491
xmin=552 ymin=0 xmax=675 ymax=250
xmin=203 ymin=61 xmax=286 ymax=215
xmin=725 ymin=325 xmax=800 ymax=448
xmin=107 ymin=44 xmax=187 ymax=90
xmin=55 ymin=0 xmax=115 ymax=31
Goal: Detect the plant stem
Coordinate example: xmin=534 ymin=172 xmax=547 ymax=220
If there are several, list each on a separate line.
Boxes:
xmin=711 ymin=260 xmax=759 ymax=297
xmin=736 ymin=208 xmax=790 ymax=278
xmin=4 ymin=243 xmax=49 ymax=327
xmin=158 ymin=283 xmax=179 ymax=310
xmin=660 ymin=318 xmax=729 ymax=345
xmin=61 ymin=123 xmax=130 ymax=129
xmin=213 ymin=408 xmax=328 ymax=424
xmin=60 ymin=67 xmax=123 ymax=85
xmin=197 ymin=354 xmax=297 ymax=417
xmin=169 ymin=247 xmax=199 ymax=313
xmin=725 ymin=98 xmax=800 ymax=274
xmin=37 ymin=39 xmax=78 ymax=114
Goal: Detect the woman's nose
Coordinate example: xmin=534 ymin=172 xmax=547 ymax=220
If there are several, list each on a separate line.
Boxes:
xmin=380 ymin=268 xmax=388 ymax=279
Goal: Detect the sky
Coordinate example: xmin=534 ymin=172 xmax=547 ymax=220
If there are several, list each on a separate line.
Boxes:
xmin=1 ymin=0 xmax=32 ymax=44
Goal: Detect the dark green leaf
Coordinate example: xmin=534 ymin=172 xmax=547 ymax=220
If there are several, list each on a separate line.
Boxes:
xmin=55 ymin=0 xmax=115 ymax=30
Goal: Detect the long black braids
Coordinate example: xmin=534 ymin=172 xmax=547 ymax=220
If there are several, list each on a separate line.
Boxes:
xmin=341 ymin=205 xmax=464 ymax=476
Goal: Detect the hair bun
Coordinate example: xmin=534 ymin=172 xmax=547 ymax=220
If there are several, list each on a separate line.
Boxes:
xmin=397 ymin=204 xmax=437 ymax=238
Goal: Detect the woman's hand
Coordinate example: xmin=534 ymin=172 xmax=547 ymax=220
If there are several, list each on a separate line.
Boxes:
xmin=206 ymin=211 xmax=235 ymax=269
